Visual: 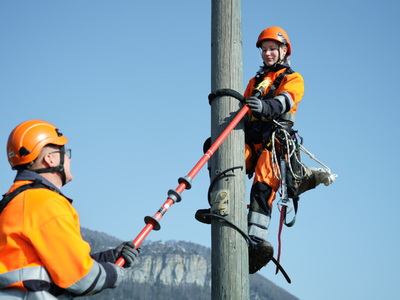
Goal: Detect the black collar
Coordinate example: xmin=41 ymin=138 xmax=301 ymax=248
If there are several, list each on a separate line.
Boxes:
xmin=14 ymin=170 xmax=73 ymax=203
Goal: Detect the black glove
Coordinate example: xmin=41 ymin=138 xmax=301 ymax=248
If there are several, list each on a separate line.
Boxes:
xmin=245 ymin=97 xmax=263 ymax=114
xmin=112 ymin=241 xmax=139 ymax=268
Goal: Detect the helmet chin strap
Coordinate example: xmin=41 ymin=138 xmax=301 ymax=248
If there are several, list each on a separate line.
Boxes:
xmin=277 ymin=43 xmax=288 ymax=65
xmin=34 ymin=146 xmax=67 ymax=186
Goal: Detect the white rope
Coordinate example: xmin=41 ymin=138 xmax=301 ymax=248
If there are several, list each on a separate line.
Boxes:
xmin=271 ymin=130 xmax=282 ymax=180
xmin=298 ymin=144 xmax=338 ymax=186
xmin=270 ymin=128 xmax=337 ymax=186
xmin=271 ymin=128 xmax=308 ymax=181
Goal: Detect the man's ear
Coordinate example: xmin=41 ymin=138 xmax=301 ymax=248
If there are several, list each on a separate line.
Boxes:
xmin=43 ymin=153 xmax=57 ymax=168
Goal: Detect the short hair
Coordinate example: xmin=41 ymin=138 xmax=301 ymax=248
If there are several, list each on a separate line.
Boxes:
xmin=16 ymin=144 xmax=61 ymax=171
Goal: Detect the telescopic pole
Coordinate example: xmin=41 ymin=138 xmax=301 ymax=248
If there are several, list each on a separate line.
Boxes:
xmin=115 ymin=104 xmax=249 ymax=267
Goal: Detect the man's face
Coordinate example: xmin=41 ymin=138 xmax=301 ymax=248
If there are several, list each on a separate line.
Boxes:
xmin=63 ymin=150 xmax=73 ymax=185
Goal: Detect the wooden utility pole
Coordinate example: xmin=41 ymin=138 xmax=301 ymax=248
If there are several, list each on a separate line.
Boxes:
xmin=210 ymin=0 xmax=249 ymax=299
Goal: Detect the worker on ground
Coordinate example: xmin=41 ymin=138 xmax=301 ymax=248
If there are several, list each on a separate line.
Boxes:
xmin=0 ymin=120 xmax=139 ymax=299
xmin=244 ymin=26 xmax=304 ymax=273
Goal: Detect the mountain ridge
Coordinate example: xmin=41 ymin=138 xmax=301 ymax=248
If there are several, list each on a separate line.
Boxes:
xmin=80 ymin=227 xmax=299 ymax=300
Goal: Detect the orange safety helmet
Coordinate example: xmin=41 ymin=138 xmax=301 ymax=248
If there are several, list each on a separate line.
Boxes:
xmin=256 ymin=26 xmax=291 ymax=56
xmin=7 ymin=120 xmax=68 ymax=169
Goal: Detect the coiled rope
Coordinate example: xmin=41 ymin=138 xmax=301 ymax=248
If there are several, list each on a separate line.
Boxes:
xmin=270 ymin=127 xmax=337 ymax=186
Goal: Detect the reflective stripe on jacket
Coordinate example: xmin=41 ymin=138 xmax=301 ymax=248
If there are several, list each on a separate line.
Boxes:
xmin=0 ymin=170 xmax=117 ymax=298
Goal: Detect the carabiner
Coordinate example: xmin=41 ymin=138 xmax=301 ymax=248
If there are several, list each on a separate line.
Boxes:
xmin=277 ymin=198 xmax=293 ymax=214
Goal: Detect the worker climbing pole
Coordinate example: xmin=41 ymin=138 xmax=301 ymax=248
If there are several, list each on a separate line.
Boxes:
xmin=114 ymin=2 xmax=337 ymax=294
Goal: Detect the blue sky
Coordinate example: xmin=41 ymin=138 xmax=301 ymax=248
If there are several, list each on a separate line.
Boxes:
xmin=1 ymin=1 xmax=399 ymax=299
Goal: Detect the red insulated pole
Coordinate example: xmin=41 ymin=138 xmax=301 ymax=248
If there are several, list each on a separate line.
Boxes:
xmin=115 ymin=104 xmax=249 ymax=267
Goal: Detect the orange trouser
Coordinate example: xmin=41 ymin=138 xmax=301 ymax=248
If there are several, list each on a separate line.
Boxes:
xmin=245 ymin=142 xmax=282 ymax=241
xmin=245 ymin=142 xmax=281 ymax=210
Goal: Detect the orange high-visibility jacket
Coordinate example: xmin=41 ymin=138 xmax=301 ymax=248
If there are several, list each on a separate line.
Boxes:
xmin=0 ymin=171 xmax=118 ymax=299
xmin=244 ymin=65 xmax=304 ymax=122
xmin=244 ymin=64 xmax=304 ymax=207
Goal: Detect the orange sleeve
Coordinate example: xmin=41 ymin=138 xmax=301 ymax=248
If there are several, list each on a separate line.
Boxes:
xmin=276 ymin=72 xmax=304 ymax=115
xmin=244 ymin=77 xmax=256 ymax=116
xmin=244 ymin=77 xmax=256 ymax=98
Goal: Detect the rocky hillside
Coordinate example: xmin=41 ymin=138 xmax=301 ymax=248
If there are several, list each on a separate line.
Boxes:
xmin=79 ymin=227 xmax=298 ymax=300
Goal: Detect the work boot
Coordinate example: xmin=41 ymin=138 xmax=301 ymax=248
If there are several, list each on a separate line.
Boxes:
xmin=249 ymin=240 xmax=274 ymax=274
xmin=195 ymin=208 xmax=211 ymax=224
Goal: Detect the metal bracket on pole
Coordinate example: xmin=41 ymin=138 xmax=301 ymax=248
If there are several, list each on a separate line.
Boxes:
xmin=210 ymin=189 xmax=229 ymax=217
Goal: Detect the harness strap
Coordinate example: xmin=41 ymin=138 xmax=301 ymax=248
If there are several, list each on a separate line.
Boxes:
xmin=265 ymin=68 xmax=294 ymax=99
xmin=284 ymin=197 xmax=298 ymax=227
xmin=0 ymin=179 xmax=45 ymax=214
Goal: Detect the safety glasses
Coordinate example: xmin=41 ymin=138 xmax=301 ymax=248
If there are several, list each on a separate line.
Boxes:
xmin=49 ymin=148 xmax=72 ymax=159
